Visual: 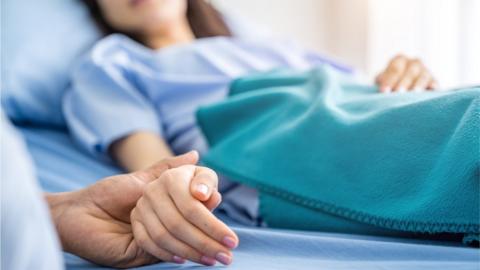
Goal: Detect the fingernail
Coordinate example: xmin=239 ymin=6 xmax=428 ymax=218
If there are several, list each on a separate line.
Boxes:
xmin=398 ymin=87 xmax=407 ymax=93
xmin=216 ymin=252 xmax=232 ymax=265
xmin=414 ymin=87 xmax=423 ymax=93
xmin=222 ymin=236 xmax=238 ymax=249
xmin=196 ymin=183 xmax=209 ymax=196
xmin=200 ymin=256 xmax=216 ymax=266
xmin=383 ymin=86 xmax=392 ymax=93
xmin=172 ymin=256 xmax=185 ymax=264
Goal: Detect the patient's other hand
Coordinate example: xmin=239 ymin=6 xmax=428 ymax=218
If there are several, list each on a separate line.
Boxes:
xmin=130 ymin=165 xmax=238 ymax=266
xmin=375 ymin=55 xmax=438 ymax=93
xmin=48 ymin=151 xmax=205 ymax=268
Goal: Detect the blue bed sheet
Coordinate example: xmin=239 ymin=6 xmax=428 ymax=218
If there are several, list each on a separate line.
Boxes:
xmin=18 ymin=125 xmax=480 ymax=270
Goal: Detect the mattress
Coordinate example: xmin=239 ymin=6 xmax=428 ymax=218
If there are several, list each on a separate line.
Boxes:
xmin=18 ymin=125 xmax=479 ymax=270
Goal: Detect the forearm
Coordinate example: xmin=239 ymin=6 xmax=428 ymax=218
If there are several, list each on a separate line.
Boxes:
xmin=110 ymin=131 xmax=173 ymax=172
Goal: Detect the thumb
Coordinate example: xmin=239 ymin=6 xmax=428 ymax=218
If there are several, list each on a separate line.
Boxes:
xmin=134 ymin=151 xmax=199 ymax=183
xmin=204 ymin=191 xmax=222 ymax=211
xmin=190 ymin=166 xmax=219 ymax=202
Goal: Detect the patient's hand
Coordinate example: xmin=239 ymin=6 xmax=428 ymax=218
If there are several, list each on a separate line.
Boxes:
xmin=47 ymin=151 xmax=237 ymax=268
xmin=376 ymin=55 xmax=438 ymax=93
xmin=130 ymin=164 xmax=237 ymax=266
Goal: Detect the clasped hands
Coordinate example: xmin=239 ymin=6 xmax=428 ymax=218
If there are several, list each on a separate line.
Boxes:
xmin=47 ymin=151 xmax=238 ymax=268
xmin=46 ymin=55 xmax=438 ymax=269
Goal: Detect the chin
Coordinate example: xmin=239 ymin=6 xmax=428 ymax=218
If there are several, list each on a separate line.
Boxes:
xmin=143 ymin=10 xmax=185 ymax=28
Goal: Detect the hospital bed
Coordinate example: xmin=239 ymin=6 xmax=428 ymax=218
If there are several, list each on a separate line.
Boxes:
xmin=17 ymin=125 xmax=478 ymax=270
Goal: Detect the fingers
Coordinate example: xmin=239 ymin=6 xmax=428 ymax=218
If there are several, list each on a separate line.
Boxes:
xmin=427 ymin=79 xmax=439 ymax=90
xmin=134 ymin=151 xmax=199 ymax=184
xmin=166 ymin=167 xmax=239 ymax=250
xmin=376 ymin=55 xmax=438 ymax=93
xmin=411 ymin=70 xmax=432 ymax=91
xmin=190 ymin=166 xmax=218 ymax=202
xmin=393 ymin=59 xmax=423 ymax=91
xmin=133 ymin=198 xmax=221 ymax=266
xmin=134 ymin=165 xmax=238 ymax=266
xmin=204 ymin=191 xmax=222 ymax=211
xmin=189 ymin=166 xmax=222 ymax=211
xmin=135 ymin=165 xmax=238 ymax=265
xmin=131 ymin=214 xmax=181 ymax=264
xmin=377 ymin=55 xmax=408 ymax=93
xmin=142 ymin=188 xmax=233 ymax=265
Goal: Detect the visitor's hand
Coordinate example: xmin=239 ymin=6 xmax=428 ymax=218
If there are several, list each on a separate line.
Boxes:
xmin=376 ymin=55 xmax=438 ymax=93
xmin=46 ymin=151 xmax=225 ymax=268
xmin=131 ymin=165 xmax=238 ymax=266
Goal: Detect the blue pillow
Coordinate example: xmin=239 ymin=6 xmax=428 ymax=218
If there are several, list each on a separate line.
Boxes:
xmin=2 ymin=0 xmax=101 ymax=126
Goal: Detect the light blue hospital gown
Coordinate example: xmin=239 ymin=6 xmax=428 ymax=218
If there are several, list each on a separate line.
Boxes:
xmin=63 ymin=34 xmax=351 ymax=225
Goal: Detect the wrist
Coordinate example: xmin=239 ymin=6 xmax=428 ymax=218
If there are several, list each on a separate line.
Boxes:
xmin=45 ymin=191 xmax=83 ymax=250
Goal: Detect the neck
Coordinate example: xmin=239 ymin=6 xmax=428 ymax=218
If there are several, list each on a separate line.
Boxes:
xmin=141 ymin=18 xmax=195 ymax=50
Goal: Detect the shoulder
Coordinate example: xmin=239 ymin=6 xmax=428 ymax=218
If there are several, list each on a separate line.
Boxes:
xmin=80 ymin=34 xmax=153 ymax=69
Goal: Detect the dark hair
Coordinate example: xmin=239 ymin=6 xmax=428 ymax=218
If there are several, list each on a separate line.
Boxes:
xmin=82 ymin=0 xmax=232 ymax=41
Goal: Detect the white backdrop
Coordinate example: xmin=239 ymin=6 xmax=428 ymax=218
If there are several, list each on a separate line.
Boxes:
xmin=212 ymin=0 xmax=479 ymax=88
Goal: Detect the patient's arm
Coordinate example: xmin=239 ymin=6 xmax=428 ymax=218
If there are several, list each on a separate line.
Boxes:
xmin=110 ymin=131 xmax=222 ymax=213
xmin=110 ymin=131 xmax=173 ymax=172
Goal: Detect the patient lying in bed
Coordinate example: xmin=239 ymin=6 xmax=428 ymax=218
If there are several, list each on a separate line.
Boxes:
xmin=63 ymin=0 xmax=445 ymax=266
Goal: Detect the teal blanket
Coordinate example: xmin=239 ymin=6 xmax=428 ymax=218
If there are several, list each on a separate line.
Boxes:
xmin=197 ymin=67 xmax=480 ymax=239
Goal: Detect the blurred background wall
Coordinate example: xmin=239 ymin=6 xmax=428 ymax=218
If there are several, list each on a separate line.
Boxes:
xmin=212 ymin=0 xmax=479 ymax=88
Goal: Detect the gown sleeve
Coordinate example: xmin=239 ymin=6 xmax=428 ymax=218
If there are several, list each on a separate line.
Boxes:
xmin=63 ymin=36 xmax=162 ymax=158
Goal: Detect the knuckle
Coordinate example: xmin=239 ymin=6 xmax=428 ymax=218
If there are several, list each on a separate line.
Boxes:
xmin=161 ymin=157 xmax=173 ymax=169
xmin=208 ymin=170 xmax=219 ymax=185
xmin=197 ymin=168 xmax=218 ymax=186
xmin=166 ymin=220 xmax=183 ymax=235
xmin=131 ymin=208 xmax=144 ymax=224
xmin=135 ymin=197 xmax=146 ymax=210
xmin=180 ymin=248 xmax=201 ymax=262
xmin=409 ymin=59 xmax=423 ymax=71
xmin=201 ymin=166 xmax=217 ymax=177
xmin=196 ymin=240 xmax=213 ymax=254
xmin=130 ymin=207 xmax=138 ymax=219
xmin=167 ymin=167 xmax=187 ymax=181
xmin=389 ymin=55 xmax=408 ymax=70
xmin=135 ymin=235 xmax=149 ymax=249
xmin=183 ymin=204 xmax=200 ymax=220
xmin=161 ymin=170 xmax=182 ymax=189
xmin=160 ymin=169 xmax=175 ymax=183
xmin=151 ymin=230 xmax=168 ymax=246
xmin=407 ymin=66 xmax=421 ymax=76
xmin=143 ymin=184 xmax=157 ymax=200
xmin=157 ymin=252 xmax=172 ymax=263
xmin=388 ymin=64 xmax=403 ymax=74
xmin=391 ymin=54 xmax=405 ymax=64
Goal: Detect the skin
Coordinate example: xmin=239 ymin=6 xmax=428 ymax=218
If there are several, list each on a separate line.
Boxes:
xmin=376 ymin=54 xmax=438 ymax=93
xmin=47 ymin=151 xmax=237 ymax=267
xmin=97 ymin=0 xmax=194 ymax=49
xmin=93 ymin=0 xmax=439 ymax=265
xmin=110 ymin=132 xmax=173 ymax=171
xmin=131 ymin=165 xmax=235 ymax=266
